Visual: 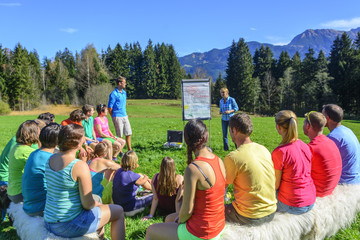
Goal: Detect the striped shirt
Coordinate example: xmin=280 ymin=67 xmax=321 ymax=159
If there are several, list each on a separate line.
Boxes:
xmin=44 ymin=159 xmax=82 ymax=223
xmin=220 ymin=96 xmax=239 ymax=121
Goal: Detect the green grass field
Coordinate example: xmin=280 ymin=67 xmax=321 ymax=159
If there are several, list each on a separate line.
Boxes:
xmin=0 ymin=100 xmax=359 ymax=239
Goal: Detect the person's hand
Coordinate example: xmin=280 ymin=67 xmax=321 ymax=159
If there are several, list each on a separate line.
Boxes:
xmin=141 ymin=214 xmax=153 ymax=221
xmin=79 ymin=148 xmax=87 ymax=162
xmin=85 ymin=146 xmax=94 ymax=155
xmin=225 ymin=110 xmax=232 ymax=114
xmin=219 ymin=111 xmax=222 ymax=115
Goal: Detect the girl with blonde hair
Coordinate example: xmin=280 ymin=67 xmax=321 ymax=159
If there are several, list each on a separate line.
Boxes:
xmin=272 ymin=110 xmax=316 ymax=214
xmin=112 ymin=151 xmax=153 ymax=215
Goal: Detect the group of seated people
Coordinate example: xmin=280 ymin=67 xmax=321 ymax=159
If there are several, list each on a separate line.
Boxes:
xmin=0 ymin=103 xmax=359 ymax=240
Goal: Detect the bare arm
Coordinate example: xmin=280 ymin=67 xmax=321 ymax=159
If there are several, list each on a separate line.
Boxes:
xmin=108 ymin=108 xmax=113 ymax=117
xmin=275 ymin=169 xmax=282 ymax=190
xmin=142 ymin=175 xmax=159 ymax=221
xmin=72 ymin=161 xmax=97 ymax=210
xmin=175 ymin=175 xmax=184 ymax=212
xmin=135 ymin=173 xmax=152 ymax=190
xmin=179 ymin=165 xmax=198 ymax=223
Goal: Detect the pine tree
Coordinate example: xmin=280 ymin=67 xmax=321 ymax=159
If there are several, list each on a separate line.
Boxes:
xmin=329 ymin=33 xmax=354 ymax=111
xmin=142 ymin=39 xmax=157 ymax=98
xmin=7 ymin=43 xmax=32 ymax=110
xmin=278 ymin=67 xmax=296 ymax=110
xmin=166 ymin=45 xmax=182 ymax=99
xmin=56 ymin=48 xmax=76 ymax=78
xmin=0 ymin=45 xmax=7 ymax=101
xmin=154 ymin=43 xmax=170 ymax=98
xmin=212 ymin=72 xmax=226 ymax=105
xmin=302 ymin=48 xmax=318 ymax=111
xmin=225 ymin=38 xmax=254 ymax=112
xmin=275 ymin=51 xmax=291 ymax=81
xmin=291 ymin=51 xmax=303 ymax=112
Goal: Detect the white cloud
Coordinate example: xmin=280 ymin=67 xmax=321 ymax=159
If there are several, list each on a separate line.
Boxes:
xmin=321 ymin=17 xmax=360 ymax=30
xmin=60 ymin=28 xmax=78 ymax=34
xmin=273 ymin=42 xmax=289 ymax=46
xmin=0 ymin=3 xmax=21 ymax=6
xmin=250 ymin=27 xmax=257 ymax=31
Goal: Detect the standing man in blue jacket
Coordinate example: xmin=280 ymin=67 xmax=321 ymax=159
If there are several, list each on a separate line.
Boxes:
xmin=108 ymin=76 xmax=132 ymax=151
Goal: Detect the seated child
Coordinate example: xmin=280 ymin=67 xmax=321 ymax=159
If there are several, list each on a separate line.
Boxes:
xmin=22 ymin=123 xmax=61 ymax=216
xmin=44 ymin=124 xmax=125 ymax=239
xmin=60 ymin=109 xmax=85 ymax=126
xmin=142 ymin=157 xmax=183 ymax=221
xmin=112 ymin=150 xmax=153 ymax=214
xmin=82 ymin=104 xmax=113 ymax=160
xmin=88 ymin=142 xmax=121 ymax=198
xmin=8 ymin=120 xmax=40 ymax=203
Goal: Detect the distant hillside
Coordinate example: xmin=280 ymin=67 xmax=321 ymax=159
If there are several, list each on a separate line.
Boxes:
xmin=178 ymin=27 xmax=360 ymax=81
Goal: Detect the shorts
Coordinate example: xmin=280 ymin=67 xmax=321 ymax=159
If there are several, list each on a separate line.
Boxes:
xmin=177 ymin=223 xmax=225 ymax=240
xmin=225 ymin=203 xmax=275 ymax=225
xmin=103 ymin=137 xmax=116 ymax=144
xmin=86 ymin=138 xmax=103 ymax=145
xmin=112 ymin=116 xmax=132 ymax=137
xmin=8 ymin=193 xmax=23 ymax=204
xmin=121 ymin=194 xmax=153 ymax=212
xmin=277 ymin=200 xmax=314 ymax=215
xmin=45 ymin=207 xmax=101 ymax=238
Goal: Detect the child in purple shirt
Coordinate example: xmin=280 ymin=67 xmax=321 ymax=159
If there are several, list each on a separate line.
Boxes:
xmin=112 ymin=151 xmax=153 ymax=214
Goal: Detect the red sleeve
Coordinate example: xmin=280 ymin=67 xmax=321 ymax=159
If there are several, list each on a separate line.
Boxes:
xmin=272 ymin=148 xmax=284 ymax=170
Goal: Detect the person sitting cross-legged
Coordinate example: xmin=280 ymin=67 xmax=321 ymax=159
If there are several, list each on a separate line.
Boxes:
xmin=224 ymin=113 xmax=277 ymax=225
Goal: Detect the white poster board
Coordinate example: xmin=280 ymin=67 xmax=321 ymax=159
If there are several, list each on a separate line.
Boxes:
xmin=181 ymin=79 xmax=211 ymax=121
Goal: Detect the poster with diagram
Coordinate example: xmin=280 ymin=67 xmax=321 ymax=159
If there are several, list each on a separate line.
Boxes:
xmin=181 ymin=79 xmax=211 ymax=120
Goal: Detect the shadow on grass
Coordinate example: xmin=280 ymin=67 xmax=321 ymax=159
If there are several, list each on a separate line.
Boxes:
xmin=133 ymin=142 xmax=184 ymax=152
xmin=0 ymin=219 xmax=19 ymax=240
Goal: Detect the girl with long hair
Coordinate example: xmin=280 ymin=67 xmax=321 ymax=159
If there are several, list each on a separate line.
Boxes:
xmin=142 ymin=157 xmax=183 ymax=221
xmin=272 ymin=110 xmax=316 ymax=214
xmin=145 ymin=119 xmax=226 ymax=240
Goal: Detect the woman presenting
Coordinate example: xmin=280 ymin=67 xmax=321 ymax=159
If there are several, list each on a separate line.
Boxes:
xmin=219 ymin=88 xmax=238 ymax=151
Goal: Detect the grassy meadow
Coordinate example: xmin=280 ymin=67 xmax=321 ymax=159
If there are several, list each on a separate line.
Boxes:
xmin=0 ymin=100 xmax=360 ymax=239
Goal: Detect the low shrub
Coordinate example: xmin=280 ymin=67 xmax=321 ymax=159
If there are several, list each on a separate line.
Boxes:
xmin=0 ymin=101 xmax=11 ymax=115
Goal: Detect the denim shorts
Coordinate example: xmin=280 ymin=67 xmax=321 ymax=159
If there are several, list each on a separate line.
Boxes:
xmin=86 ymin=138 xmax=103 ymax=145
xmin=45 ymin=207 xmax=101 ymax=238
xmin=277 ymin=200 xmax=314 ymax=215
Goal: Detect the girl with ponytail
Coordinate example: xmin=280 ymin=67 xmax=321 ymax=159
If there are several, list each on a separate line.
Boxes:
xmin=272 ymin=110 xmax=316 ymax=214
xmin=87 ymin=142 xmax=120 ymax=199
xmin=146 ymin=119 xmax=226 ymax=240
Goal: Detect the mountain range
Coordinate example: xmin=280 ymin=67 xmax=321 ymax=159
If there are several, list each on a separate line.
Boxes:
xmin=178 ymin=27 xmax=360 ymax=81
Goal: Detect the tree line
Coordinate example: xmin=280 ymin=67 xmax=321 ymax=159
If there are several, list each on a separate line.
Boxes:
xmin=1 ymin=33 xmax=359 ymax=116
xmin=0 ymin=40 xmax=186 ymax=111
xmin=215 ymin=32 xmax=360 ymax=116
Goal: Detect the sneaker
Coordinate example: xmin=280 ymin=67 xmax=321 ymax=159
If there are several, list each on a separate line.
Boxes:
xmin=112 ymin=157 xmax=117 ymax=162
xmin=119 ymin=152 xmax=124 ymax=158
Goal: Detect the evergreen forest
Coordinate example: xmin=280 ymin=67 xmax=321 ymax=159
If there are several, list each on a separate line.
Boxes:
xmin=1 ymin=32 xmax=360 ymax=116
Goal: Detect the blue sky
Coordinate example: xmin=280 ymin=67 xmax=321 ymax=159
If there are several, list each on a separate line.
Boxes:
xmin=1 ymin=0 xmax=360 ymax=61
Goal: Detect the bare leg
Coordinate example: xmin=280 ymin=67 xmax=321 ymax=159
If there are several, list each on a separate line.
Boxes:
xmin=145 ymin=222 xmax=179 ymax=240
xmin=102 ymin=139 xmax=113 ymax=160
xmin=165 ymin=212 xmax=178 ymax=223
xmin=112 ymin=142 xmax=121 ymax=158
xmin=125 ymin=135 xmax=132 ymax=151
xmin=98 ymin=204 xmax=125 ymax=240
